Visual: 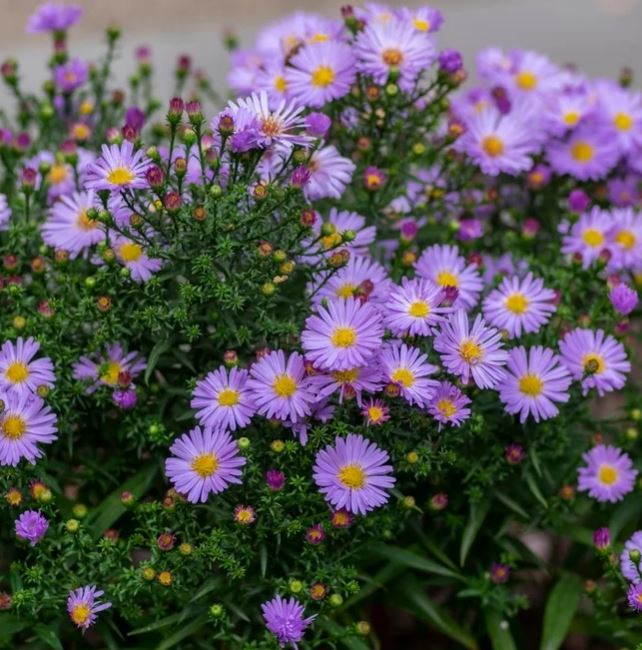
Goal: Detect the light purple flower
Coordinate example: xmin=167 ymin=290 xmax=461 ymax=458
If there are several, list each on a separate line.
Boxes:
xmin=311 ymin=365 xmax=382 ymax=407
xmin=561 ymin=206 xmax=613 ymax=269
xmin=27 ymin=2 xmax=83 ymax=33
xmin=15 ymin=510 xmax=48 ymax=546
xmin=262 ymin=595 xmax=315 ymax=648
xmin=113 ymin=235 xmax=163 ymax=283
xmin=427 ymin=381 xmax=471 ymax=430
xmin=305 ymin=112 xmax=331 ymax=138
xmin=67 ymin=585 xmax=112 ymax=630
xmin=620 ymin=531 xmax=642 ymax=583
xmin=0 ymin=194 xmax=11 ymax=231
xmin=577 ymin=444 xmax=637 ymax=503
xmin=610 ymin=283 xmax=638 ymax=315
xmin=84 ymin=141 xmax=149 ymax=192
xmin=72 ymin=342 xmax=146 ymax=393
xmin=384 ymin=277 xmax=447 ymax=336
xmin=304 ymin=145 xmax=355 ymax=201
xmin=53 ymin=58 xmax=88 ymax=92
xmin=0 ymin=337 xmax=55 ymax=396
xmin=627 ymin=583 xmax=642 ymax=612
xmin=608 ymin=207 xmax=642 ymax=272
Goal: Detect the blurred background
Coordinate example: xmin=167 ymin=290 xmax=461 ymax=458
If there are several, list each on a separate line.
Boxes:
xmin=0 ymin=0 xmax=641 ymax=102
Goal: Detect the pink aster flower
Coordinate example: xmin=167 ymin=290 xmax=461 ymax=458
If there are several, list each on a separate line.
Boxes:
xmin=379 ymin=343 xmax=439 ymax=408
xmin=301 ymin=298 xmax=384 ymax=371
xmin=621 ymin=531 xmax=642 ymax=583
xmin=84 ymin=141 xmax=149 ymax=192
xmin=561 ymin=206 xmax=613 ymax=269
xmin=112 ymin=235 xmax=163 ymax=283
xmin=72 ymin=342 xmax=146 ymax=393
xmin=26 ymin=2 xmax=83 ymax=33
xmin=313 ymin=433 xmax=395 ymax=515
xmin=482 ymin=272 xmax=556 ymax=338
xmin=499 ymin=346 xmax=572 ymax=423
xmin=0 ymin=337 xmax=55 ymax=396
xmin=67 ymin=585 xmax=112 ymax=630
xmin=577 ymin=444 xmax=636 ymax=503
xmin=246 ymin=350 xmax=315 ymax=422
xmin=415 ymin=244 xmax=483 ymax=311
xmin=434 ymin=310 xmax=507 ymax=389
xmin=559 ymin=328 xmax=630 ymax=396
xmin=165 ymin=426 xmax=246 ymax=503
xmin=303 ymin=145 xmax=356 ymax=201
xmin=427 ymin=381 xmax=471 ymax=430
xmin=262 ymin=595 xmax=315 ymax=648
xmin=285 ymin=41 xmax=356 ymax=108
xmin=384 ymin=277 xmax=448 ymax=337
xmin=191 ymin=366 xmax=256 ymax=433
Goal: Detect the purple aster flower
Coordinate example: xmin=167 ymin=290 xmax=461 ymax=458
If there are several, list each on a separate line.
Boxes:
xmin=621 ymin=531 xmax=642 ymax=583
xmin=608 ymin=207 xmax=642 ymax=272
xmin=593 ymin=527 xmax=611 ymax=550
xmin=363 ymin=166 xmax=387 ymax=191
xmin=415 ymin=244 xmax=483 ymax=311
xmin=490 ymin=562 xmax=511 ymax=584
xmin=361 ymin=398 xmax=390 ymax=426
xmin=458 ymin=218 xmax=483 ymax=241
xmin=112 ymin=388 xmax=137 ymax=410
xmin=234 ymin=504 xmax=256 ymax=525
xmin=402 ymin=6 xmax=444 ymax=34
xmin=578 ymin=444 xmax=637 ymax=503
xmin=41 ymin=190 xmax=104 ymax=258
xmin=311 ymin=365 xmax=382 ymax=407
xmin=561 ymin=206 xmax=613 ymax=269
xmin=165 ymin=426 xmax=246 ymax=503
xmin=384 ymin=277 xmax=448 ymax=337
xmin=15 ymin=510 xmax=48 ymax=546
xmin=438 ymin=48 xmax=463 ymax=74
xmin=113 ymin=235 xmax=163 ymax=283
xmin=559 ymin=328 xmax=630 ymax=396
xmin=84 ymin=141 xmax=149 ymax=192
xmin=305 ymin=112 xmax=331 ymax=138
xmin=262 ymin=595 xmax=315 ymax=648
xmin=568 ymin=188 xmax=590 ymax=213
xmin=607 ymin=176 xmax=637 ymax=207
xmin=306 ymin=524 xmax=325 ymax=545
xmin=301 ymin=298 xmax=383 ymax=372
xmin=434 ymin=310 xmax=507 ymax=389
xmin=255 ymin=63 xmax=289 ymax=108
xmin=0 ymin=391 xmax=57 ymax=466
xmin=304 ymin=145 xmax=356 ymax=201
xmin=125 ymin=106 xmax=146 ymax=132
xmin=191 ymin=366 xmax=256 ymax=433
xmin=596 ymin=80 xmax=642 ymax=154
xmin=627 ymin=583 xmax=642 ymax=612
xmin=507 ymin=50 xmax=563 ymax=99
xmin=499 ymin=346 xmax=572 ymax=423
xmin=482 ymin=273 xmax=556 ymax=338
xmin=0 ymin=337 xmax=55 ymax=396
xmin=285 ymin=41 xmax=356 ymax=108
xmin=379 ymin=343 xmax=439 ymax=408
xmin=282 ymin=396 xmax=335 ymax=446
xmin=313 ymin=433 xmax=395 ymax=515
xmin=610 ymin=283 xmax=639 ymax=315
xmin=505 ymin=444 xmax=525 ymax=465
xmin=53 ymin=58 xmax=88 ymax=92
xmin=26 ymin=2 xmax=83 ymax=33
xmin=67 ymin=585 xmax=111 ymax=630
xmin=427 ymin=381 xmax=471 ymax=430
xmin=72 ymin=342 xmax=146 ymax=393
xmin=0 ymin=194 xmax=11 ymax=231
xmin=266 ymin=469 xmax=285 ymax=491
xmin=246 ymin=350 xmax=315 ymax=423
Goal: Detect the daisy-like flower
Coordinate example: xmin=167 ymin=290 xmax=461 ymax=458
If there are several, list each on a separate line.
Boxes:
xmin=561 ymin=206 xmax=613 ymax=269
xmin=559 ymin=328 xmax=630 ymax=396
xmin=26 ymin=2 xmax=83 ymax=33
xmin=303 ymin=145 xmax=356 ymax=201
xmin=0 ymin=337 xmax=55 ymax=396
xmin=415 ymin=244 xmax=483 ymax=311
xmin=547 ymin=125 xmax=619 ymax=180
xmin=434 ymin=310 xmax=507 ymax=389
xmin=627 ymin=584 xmax=642 ymax=612
xmin=482 ymin=273 xmax=556 ymax=338
xmin=84 ymin=141 xmax=149 ymax=192
xmin=0 ymin=391 xmax=57 ymax=466
xmin=596 ymin=81 xmax=642 ymax=154
xmin=113 ymin=235 xmax=163 ymax=283
xmin=247 ymin=350 xmax=315 ymax=422
xmin=427 ymin=381 xmax=471 ymax=430
xmin=191 ymin=366 xmax=256 ymax=433
xmin=255 ymin=63 xmax=290 ymax=108
xmin=361 ymin=398 xmax=390 ymax=426
xmin=506 ymin=50 xmax=563 ymax=100
xmin=379 ymin=343 xmax=438 ymax=408
xmin=301 ymin=298 xmax=384 ymax=371
xmin=262 ymin=595 xmax=315 ymax=648
xmin=72 ymin=342 xmax=146 ymax=392
xmin=312 ymin=365 xmax=382 ymax=406
xmin=234 ymin=504 xmax=256 ymax=525
xmin=286 ymin=41 xmax=356 ymax=108
xmin=543 ymin=87 xmax=595 ymax=135
xmin=41 ymin=190 xmax=104 ymax=258
xmin=15 ymin=510 xmax=48 ymax=546
xmin=499 ymin=346 xmax=572 ymax=423
xmin=0 ymin=193 xmax=11 ymax=231
xmin=53 ymin=58 xmax=88 ymax=93
xmin=620 ymin=531 xmax=642 ymax=583
xmin=354 ymin=17 xmax=434 ymax=92
xmin=227 ymin=91 xmax=311 ymax=149
xmin=577 ymin=444 xmax=637 ymax=503
xmin=401 ymin=6 xmax=444 ymax=34
xmin=313 ymin=433 xmax=395 ymax=515
xmin=384 ymin=276 xmax=448 ymax=336
xmin=165 ymin=426 xmax=246 ymax=503
xmin=67 ymin=585 xmax=112 ymax=630
xmin=608 ymin=207 xmax=642 ymax=272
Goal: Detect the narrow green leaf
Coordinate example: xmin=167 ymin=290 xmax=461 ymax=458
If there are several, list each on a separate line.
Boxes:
xmin=346 ymin=563 xmax=405 ymax=607
xmin=484 ymin=609 xmax=516 ymax=650
xmin=530 ymin=447 xmax=543 ymax=477
xmin=460 ymin=498 xmax=491 ymax=566
xmin=540 ymin=574 xmax=582 ymax=650
xmin=495 ymin=491 xmax=529 ymax=520
xmin=260 ymin=544 xmax=268 ymax=578
xmin=155 ymin=613 xmax=209 ymax=650
xmin=189 ymin=578 xmax=222 ymax=604
xmin=130 ymin=609 xmax=197 ymax=636
xmin=33 ymin=624 xmax=63 ymax=650
xmin=525 ymin=472 xmax=548 ymax=509
xmin=0 ymin=613 xmax=26 ymax=637
xmin=370 ymin=543 xmax=462 ymax=580
xmin=609 ymin=494 xmax=639 ymax=539
xmin=318 ymin=618 xmax=372 ymax=650
xmin=144 ymin=340 xmax=171 ymax=384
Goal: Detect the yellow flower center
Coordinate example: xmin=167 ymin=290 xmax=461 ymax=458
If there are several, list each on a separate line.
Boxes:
xmin=412 ymin=17 xmax=430 ymax=31
xmin=106 ymin=166 xmax=135 ymax=186
xmin=519 ymin=373 xmax=543 ymax=396
xmin=70 ymin=604 xmax=91 ymax=626
xmin=391 ymin=367 xmax=415 ymax=388
xmin=382 ymin=48 xmax=403 ymax=66
xmin=274 ymin=75 xmax=287 ymax=93
xmin=482 ymin=135 xmax=504 ymax=157
xmin=613 ymin=112 xmax=633 ymax=131
xmin=505 ymin=292 xmax=529 ymax=315
xmin=598 ymin=464 xmax=618 ymax=486
xmin=100 ymin=361 xmax=121 ymax=385
xmin=311 ymin=65 xmax=335 ymax=88
xmin=119 ymin=241 xmax=143 ymax=262
xmin=191 ymin=452 xmax=219 ymax=478
xmin=437 ymin=399 xmax=456 ymax=418
xmin=321 ymin=232 xmax=342 ymax=250
xmin=48 ymin=164 xmax=68 ymax=185
xmin=79 ymin=100 xmax=94 ymax=115
xmin=308 ymin=32 xmax=329 ymax=43
xmin=408 ymin=300 xmax=429 ymax=318
xmin=436 ymin=270 xmax=459 ymax=288
xmin=236 ymin=508 xmax=254 ymax=523
xmin=332 ymin=368 xmax=359 ymax=384
xmin=2 ymin=415 xmax=26 ymax=440
xmin=331 ymin=326 xmax=357 ymax=348
xmin=515 ymin=70 xmax=537 ymax=90
xmin=338 ymin=463 xmax=366 ymax=489
xmin=336 ymin=283 xmax=357 ymax=298
xmin=217 ymin=388 xmax=239 ymax=407
xmin=273 ymin=374 xmax=297 ymax=397
xmin=72 ymin=123 xmax=91 ymax=140
xmin=583 ymin=352 xmax=606 ymax=375
xmin=563 ymin=110 xmax=580 ymax=126
xmin=5 ymin=361 xmax=29 ymax=384
xmin=261 ymin=116 xmax=282 ymax=136
xmin=571 ymin=141 xmax=594 ymax=163
xmin=367 ymin=405 xmax=384 ymax=422
xmin=616 ymin=229 xmax=636 ymax=250
xmin=582 ymin=228 xmax=604 ymax=247
xmin=459 ymin=339 xmax=483 ymax=364
xmin=77 ymin=209 xmax=97 ymax=231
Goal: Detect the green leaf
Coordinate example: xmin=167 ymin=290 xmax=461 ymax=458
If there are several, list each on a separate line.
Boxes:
xmin=0 ymin=613 xmax=26 ymax=637
xmin=130 ymin=609 xmax=198 ymax=636
xmin=609 ymin=494 xmax=639 ymax=539
xmin=33 ymin=624 xmax=63 ymax=650
xmin=525 ymin=472 xmax=548 ymax=509
xmin=345 ymin=562 xmax=405 ymax=608
xmin=460 ymin=498 xmax=491 ymax=566
xmin=155 ymin=613 xmax=209 ymax=650
xmin=317 ymin=619 xmax=372 ymax=650
xmin=495 ymin=491 xmax=529 ymax=520
xmin=260 ymin=544 xmax=268 ymax=578
xmin=370 ymin=543 xmax=462 ymax=580
xmin=484 ymin=609 xmax=516 ymax=650
xmin=144 ymin=340 xmax=171 ymax=384
xmin=540 ymin=574 xmax=582 ymax=650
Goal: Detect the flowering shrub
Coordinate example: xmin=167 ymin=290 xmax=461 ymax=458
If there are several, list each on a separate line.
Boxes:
xmin=1 ymin=2 xmax=642 ymax=648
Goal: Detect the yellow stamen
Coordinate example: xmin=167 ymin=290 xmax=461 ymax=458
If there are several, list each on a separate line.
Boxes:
xmin=5 ymin=361 xmax=29 ymax=384
xmin=367 ymin=405 xmax=384 ymax=422
xmin=408 ymin=300 xmax=429 ymax=318
xmin=106 ymin=166 xmax=135 ymax=186
xmin=505 ymin=292 xmax=529 ymax=315
xmin=519 ymin=373 xmax=543 ymax=396
xmin=598 ymin=464 xmax=618 ymax=486
xmin=391 ymin=367 xmax=414 ymax=388
xmin=191 ymin=452 xmax=219 ymax=478
xmin=273 ymin=374 xmax=297 ymax=397
xmin=482 ymin=135 xmax=504 ymax=157
xmin=331 ymin=326 xmax=357 ymax=348
xmin=436 ymin=270 xmax=459 ymax=287
xmin=217 ymin=388 xmax=239 ymax=407
xmin=338 ymin=463 xmax=366 ymax=489
xmin=336 ymin=283 xmax=357 ymax=298
xmin=459 ymin=339 xmax=483 ymax=364
xmin=437 ymin=399 xmax=456 ymax=418
xmin=515 ymin=70 xmax=537 ymax=90
xmin=119 ymin=242 xmax=143 ymax=263
xmin=48 ymin=164 xmax=68 ymax=185
xmin=70 ymin=604 xmax=91 ymax=626
xmin=100 ymin=361 xmax=121 ymax=385
xmin=615 ymin=229 xmax=636 ymax=250
xmin=582 ymin=352 xmax=605 ymax=375
xmin=77 ymin=209 xmax=97 ymax=231
xmin=332 ymin=369 xmax=359 ymax=384
xmin=382 ymin=48 xmax=403 ymax=66
xmin=2 ymin=415 xmax=26 ymax=440
xmin=582 ymin=228 xmax=604 ymax=247
xmin=274 ymin=76 xmax=287 ymax=93
xmin=563 ymin=110 xmax=580 ymax=126
xmin=613 ymin=112 xmax=633 ymax=131
xmin=311 ymin=65 xmax=335 ymax=88
xmin=571 ymin=141 xmax=594 ymax=163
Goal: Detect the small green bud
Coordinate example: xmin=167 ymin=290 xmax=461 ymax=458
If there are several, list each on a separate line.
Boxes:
xmin=237 ymin=436 xmax=250 ymax=450
xmin=65 ymin=519 xmax=79 ymax=533
xmin=72 ymin=504 xmax=88 ymax=519
xmin=329 ymin=593 xmax=343 ymax=608
xmin=84 ymin=276 xmax=96 ymax=289
xmin=209 ymin=184 xmax=222 ymax=198
xmin=402 ymin=495 xmax=416 ymax=509
xmin=209 ymin=603 xmax=224 ymax=618
xmin=289 ymin=580 xmax=303 ymax=593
